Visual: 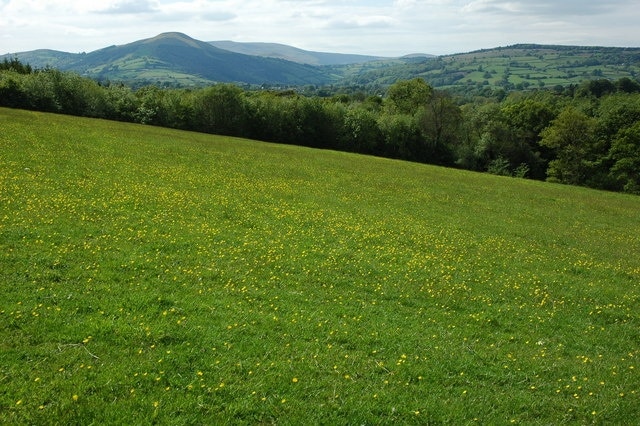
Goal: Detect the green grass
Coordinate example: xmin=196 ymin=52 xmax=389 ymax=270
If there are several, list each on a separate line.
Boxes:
xmin=1 ymin=107 xmax=639 ymax=424
xmin=87 ymin=57 xmax=213 ymax=87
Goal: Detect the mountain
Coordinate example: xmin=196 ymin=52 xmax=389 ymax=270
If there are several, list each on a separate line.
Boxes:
xmin=208 ymin=40 xmax=390 ymax=65
xmin=3 ymin=34 xmax=639 ymax=92
xmin=3 ymin=32 xmax=334 ymax=86
xmin=85 ymin=32 xmax=337 ymax=85
xmin=3 ymin=49 xmax=79 ymax=69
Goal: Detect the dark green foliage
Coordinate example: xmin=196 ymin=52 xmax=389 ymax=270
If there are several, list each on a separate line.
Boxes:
xmin=609 ymin=122 xmax=640 ymax=193
xmin=540 ymin=107 xmax=598 ymax=185
xmin=577 ymin=79 xmax=617 ymax=98
xmin=341 ymin=107 xmax=383 ymax=154
xmin=486 ymin=156 xmax=512 ymax=176
xmin=193 ymin=85 xmax=247 ymax=136
xmin=0 ymin=67 xmax=109 ymax=117
xmin=458 ymin=102 xmax=543 ymax=177
xmin=615 ymin=77 xmax=640 ymax=93
xmin=0 ymin=72 xmax=27 ymax=108
xmin=414 ymin=91 xmax=460 ymax=164
xmin=377 ymin=113 xmax=424 ymax=160
xmin=102 ymin=84 xmax=138 ymax=122
xmin=0 ymin=57 xmax=32 ymax=74
xmin=244 ymin=92 xmax=338 ymax=148
xmin=596 ymin=93 xmax=640 ymax=140
xmin=385 ymin=78 xmax=433 ymax=114
xmin=500 ymin=99 xmax=557 ymax=179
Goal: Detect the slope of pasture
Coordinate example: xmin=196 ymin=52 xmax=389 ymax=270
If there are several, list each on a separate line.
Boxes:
xmin=1 ymin=107 xmax=639 ymax=424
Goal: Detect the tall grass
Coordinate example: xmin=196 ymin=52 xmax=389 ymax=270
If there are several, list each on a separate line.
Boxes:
xmin=1 ymin=107 xmax=639 ymax=424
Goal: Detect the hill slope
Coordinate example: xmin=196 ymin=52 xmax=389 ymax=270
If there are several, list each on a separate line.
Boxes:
xmin=4 ymin=32 xmax=333 ymax=86
xmin=209 ymin=40 xmax=390 ymax=65
xmin=80 ymin=32 xmax=336 ymax=85
xmin=2 ymin=49 xmax=79 ymax=69
xmin=338 ymin=44 xmax=640 ymax=92
xmin=1 ymin=108 xmax=639 ymax=423
xmin=3 ymin=35 xmax=640 ymax=90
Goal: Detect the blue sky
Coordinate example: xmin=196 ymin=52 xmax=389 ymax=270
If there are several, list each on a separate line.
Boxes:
xmin=1 ymin=0 xmax=639 ymax=56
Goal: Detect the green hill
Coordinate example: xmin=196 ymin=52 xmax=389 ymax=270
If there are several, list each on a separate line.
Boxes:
xmin=338 ymin=44 xmax=640 ymax=93
xmin=3 ymin=33 xmax=332 ymax=87
xmin=4 ymin=34 xmax=639 ymax=90
xmin=208 ymin=40 xmax=392 ymax=66
xmin=2 ymin=49 xmax=79 ymax=70
xmin=1 ymin=108 xmax=639 ymax=424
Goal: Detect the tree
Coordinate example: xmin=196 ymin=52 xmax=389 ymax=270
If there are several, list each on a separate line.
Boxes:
xmin=377 ymin=113 xmax=423 ymax=161
xmin=287 ymin=96 xmax=341 ymax=149
xmin=457 ymin=102 xmax=538 ymax=176
xmin=414 ymin=90 xmax=460 ymax=165
xmin=193 ymin=84 xmax=247 ymax=136
xmin=134 ymin=86 xmax=167 ymax=125
xmin=103 ymin=83 xmax=138 ymax=122
xmin=49 ymin=70 xmax=89 ymax=116
xmin=501 ymin=99 xmax=557 ymax=179
xmin=614 ymin=77 xmax=640 ymax=94
xmin=596 ymin=93 xmax=640 ymax=141
xmin=244 ymin=91 xmax=290 ymax=143
xmin=576 ymin=79 xmax=616 ymax=98
xmin=457 ymin=103 xmax=502 ymax=171
xmin=502 ymin=99 xmax=556 ymax=145
xmin=162 ymin=89 xmax=195 ymax=130
xmin=608 ymin=122 xmax=640 ymax=193
xmin=0 ymin=71 xmax=27 ymax=108
xmin=385 ymin=78 xmax=433 ymax=115
xmin=0 ymin=57 xmax=32 ymax=74
xmin=540 ymin=107 xmax=598 ymax=185
xmin=20 ymin=69 xmax=59 ymax=112
xmin=341 ymin=107 xmax=382 ymax=154
xmin=244 ymin=92 xmax=342 ymax=149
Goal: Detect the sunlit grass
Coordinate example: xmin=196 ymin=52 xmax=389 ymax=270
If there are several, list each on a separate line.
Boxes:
xmin=1 ymin=107 xmax=639 ymax=424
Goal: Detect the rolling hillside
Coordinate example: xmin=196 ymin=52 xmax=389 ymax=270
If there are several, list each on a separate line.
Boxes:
xmin=1 ymin=107 xmax=639 ymax=424
xmin=3 ymin=33 xmax=332 ymax=86
xmin=3 ymin=33 xmax=639 ymax=90
xmin=208 ymin=40 xmax=391 ymax=66
xmin=339 ymin=44 xmax=640 ymax=92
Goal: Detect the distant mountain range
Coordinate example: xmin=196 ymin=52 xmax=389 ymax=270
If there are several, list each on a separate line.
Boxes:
xmin=5 ymin=33 xmax=337 ymax=86
xmin=0 ymin=32 xmax=432 ymax=87
xmin=208 ymin=40 xmax=393 ymax=66
xmin=2 ymin=32 xmax=639 ymax=91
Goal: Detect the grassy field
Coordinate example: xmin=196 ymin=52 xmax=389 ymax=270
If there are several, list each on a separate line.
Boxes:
xmin=1 ymin=107 xmax=639 ymax=424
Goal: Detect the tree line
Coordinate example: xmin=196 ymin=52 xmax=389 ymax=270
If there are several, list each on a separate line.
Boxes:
xmin=2 ymin=58 xmax=640 ymax=194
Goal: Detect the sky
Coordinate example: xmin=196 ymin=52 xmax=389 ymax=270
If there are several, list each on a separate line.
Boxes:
xmin=1 ymin=0 xmax=639 ymax=57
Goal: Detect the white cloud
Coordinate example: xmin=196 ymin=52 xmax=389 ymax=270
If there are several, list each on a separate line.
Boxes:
xmin=463 ymin=0 xmax=637 ymax=17
xmin=97 ymin=0 xmax=158 ymax=14
xmin=325 ymin=15 xmax=395 ymax=30
xmin=1 ymin=0 xmax=639 ymax=56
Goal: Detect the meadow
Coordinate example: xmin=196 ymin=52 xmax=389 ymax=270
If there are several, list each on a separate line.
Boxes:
xmin=1 ymin=107 xmax=639 ymax=424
